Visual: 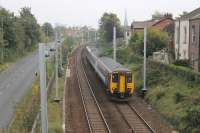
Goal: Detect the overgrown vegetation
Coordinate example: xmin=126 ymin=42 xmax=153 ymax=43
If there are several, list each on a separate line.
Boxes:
xmin=97 ymin=11 xmax=200 ymax=131
xmin=0 ymin=6 xmax=54 ymax=68
xmin=48 ymin=77 xmax=65 ymax=133
xmin=7 ymin=78 xmax=40 ymax=133
xmin=129 ymin=28 xmax=170 ymax=57
xmin=99 ymin=13 xmax=124 ymax=42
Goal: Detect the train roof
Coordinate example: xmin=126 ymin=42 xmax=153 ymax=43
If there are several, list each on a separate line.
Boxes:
xmin=99 ymin=57 xmax=130 ymax=72
xmin=86 ymin=46 xmax=131 ymax=72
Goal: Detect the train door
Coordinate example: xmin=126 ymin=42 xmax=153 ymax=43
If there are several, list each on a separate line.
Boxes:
xmin=119 ymin=73 xmax=125 ymax=93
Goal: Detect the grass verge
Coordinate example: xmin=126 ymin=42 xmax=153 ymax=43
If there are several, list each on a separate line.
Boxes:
xmin=47 ymin=76 xmax=65 ymax=133
xmin=4 ymin=78 xmax=40 ymax=133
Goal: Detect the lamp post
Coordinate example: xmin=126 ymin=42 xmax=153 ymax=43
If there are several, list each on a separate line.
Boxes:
xmin=54 ymin=32 xmax=61 ymax=102
xmin=142 ymin=24 xmax=147 ymax=97
xmin=1 ymin=17 xmax=4 ymax=64
xmin=39 ymin=43 xmax=48 ymax=133
xmin=113 ymin=26 xmax=116 ymax=61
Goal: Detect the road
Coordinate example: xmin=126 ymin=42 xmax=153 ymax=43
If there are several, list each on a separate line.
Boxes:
xmin=0 ymin=52 xmax=38 ymax=129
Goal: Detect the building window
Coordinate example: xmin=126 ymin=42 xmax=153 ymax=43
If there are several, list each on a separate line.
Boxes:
xmin=183 ymin=50 xmax=186 ymax=59
xmin=184 ymin=26 xmax=187 ymax=44
xmin=176 ymin=27 xmax=179 ymax=44
xmin=192 ymin=25 xmax=196 ymax=43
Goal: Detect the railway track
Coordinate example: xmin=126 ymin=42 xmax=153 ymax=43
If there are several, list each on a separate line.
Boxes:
xmin=115 ymin=102 xmax=156 ymax=133
xmin=75 ymin=48 xmax=111 ymax=133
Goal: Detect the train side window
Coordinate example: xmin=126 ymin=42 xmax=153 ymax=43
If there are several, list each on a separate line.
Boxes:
xmin=112 ymin=73 xmax=118 ymax=82
xmin=126 ymin=73 xmax=132 ymax=83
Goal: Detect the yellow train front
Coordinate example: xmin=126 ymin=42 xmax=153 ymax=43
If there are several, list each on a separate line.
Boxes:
xmin=109 ymin=70 xmax=135 ymax=99
xmin=85 ymin=46 xmax=135 ymax=100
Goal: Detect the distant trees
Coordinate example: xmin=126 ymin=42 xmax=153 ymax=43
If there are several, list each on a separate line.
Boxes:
xmin=0 ymin=6 xmax=45 ymax=63
xmin=42 ymin=22 xmax=54 ymax=41
xmin=152 ymin=11 xmax=165 ymax=20
xmin=99 ymin=13 xmax=123 ymax=42
xmin=129 ymin=28 xmax=170 ymax=57
xmin=20 ymin=7 xmax=40 ymax=50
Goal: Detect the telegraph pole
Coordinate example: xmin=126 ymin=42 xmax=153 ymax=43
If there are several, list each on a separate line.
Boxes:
xmin=87 ymin=31 xmax=90 ymax=43
xmin=113 ymin=26 xmax=116 ymax=61
xmin=54 ymin=31 xmax=60 ymax=102
xmin=60 ymin=43 xmax=63 ymax=69
xmin=142 ymin=24 xmax=147 ymax=96
xmin=82 ymin=31 xmax=84 ymax=44
xmin=1 ymin=17 xmax=4 ymax=64
xmin=94 ymin=31 xmax=97 ymax=42
xmin=39 ymin=43 xmax=48 ymax=133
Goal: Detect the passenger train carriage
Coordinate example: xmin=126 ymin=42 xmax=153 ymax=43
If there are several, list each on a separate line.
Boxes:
xmin=85 ymin=46 xmax=135 ymax=100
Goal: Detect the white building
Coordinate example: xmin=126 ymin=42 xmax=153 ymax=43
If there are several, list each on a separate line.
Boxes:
xmin=174 ymin=7 xmax=200 ymax=60
xmin=174 ymin=19 xmax=190 ymax=60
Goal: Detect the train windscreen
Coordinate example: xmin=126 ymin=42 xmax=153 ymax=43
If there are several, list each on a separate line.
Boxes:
xmin=112 ymin=73 xmax=118 ymax=82
xmin=126 ymin=73 xmax=132 ymax=83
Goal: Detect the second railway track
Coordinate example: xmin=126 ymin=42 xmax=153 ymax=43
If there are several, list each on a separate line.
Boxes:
xmin=115 ymin=102 xmax=156 ymax=133
xmin=75 ymin=47 xmax=111 ymax=133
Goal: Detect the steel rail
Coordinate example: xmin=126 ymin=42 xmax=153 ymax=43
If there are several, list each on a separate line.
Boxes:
xmin=115 ymin=104 xmax=136 ymax=133
xmin=75 ymin=47 xmax=111 ymax=133
xmin=115 ymin=103 xmax=156 ymax=133
xmin=128 ymin=103 xmax=156 ymax=133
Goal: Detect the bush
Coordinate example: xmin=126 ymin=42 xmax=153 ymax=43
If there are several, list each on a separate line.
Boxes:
xmin=129 ymin=28 xmax=170 ymax=57
xmin=156 ymin=89 xmax=165 ymax=100
xmin=173 ymin=60 xmax=190 ymax=67
xmin=182 ymin=107 xmax=200 ymax=132
xmin=174 ymin=92 xmax=185 ymax=104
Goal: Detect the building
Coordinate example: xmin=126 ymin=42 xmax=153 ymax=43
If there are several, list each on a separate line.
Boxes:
xmin=131 ymin=20 xmax=154 ymax=33
xmin=131 ymin=14 xmax=173 ymax=33
xmin=174 ymin=17 xmax=190 ymax=60
xmin=174 ymin=7 xmax=200 ymax=61
xmin=153 ymin=49 xmax=169 ymax=64
xmin=124 ymin=11 xmax=132 ymax=45
xmin=189 ymin=14 xmax=200 ymax=71
xmin=152 ymin=14 xmax=173 ymax=30
xmin=174 ymin=7 xmax=200 ymax=72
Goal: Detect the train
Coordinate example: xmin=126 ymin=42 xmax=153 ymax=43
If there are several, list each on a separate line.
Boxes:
xmin=85 ymin=46 xmax=135 ymax=100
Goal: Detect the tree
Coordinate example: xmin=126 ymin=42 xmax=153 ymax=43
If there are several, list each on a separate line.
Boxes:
xmin=129 ymin=28 xmax=170 ymax=57
xmin=0 ymin=6 xmax=42 ymax=63
xmin=42 ymin=22 xmax=54 ymax=38
xmin=152 ymin=11 xmax=164 ymax=20
xmin=99 ymin=13 xmax=123 ymax=42
xmin=20 ymin=7 xmax=40 ymax=50
xmin=14 ymin=18 xmax=26 ymax=55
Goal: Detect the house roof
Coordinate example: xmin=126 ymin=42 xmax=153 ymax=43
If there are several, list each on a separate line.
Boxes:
xmin=131 ymin=16 xmax=173 ymax=30
xmin=178 ymin=7 xmax=200 ymax=20
xmin=131 ymin=20 xmax=154 ymax=29
xmin=152 ymin=17 xmax=173 ymax=26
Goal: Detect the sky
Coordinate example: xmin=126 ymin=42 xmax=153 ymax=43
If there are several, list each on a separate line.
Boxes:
xmin=0 ymin=0 xmax=200 ymax=28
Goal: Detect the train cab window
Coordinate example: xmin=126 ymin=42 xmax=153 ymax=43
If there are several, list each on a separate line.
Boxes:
xmin=126 ymin=73 xmax=132 ymax=83
xmin=112 ymin=73 xmax=118 ymax=82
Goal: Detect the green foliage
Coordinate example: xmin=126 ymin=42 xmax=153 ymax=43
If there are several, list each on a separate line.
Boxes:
xmin=182 ymin=107 xmax=200 ymax=132
xmin=20 ymin=7 xmax=40 ymax=51
xmin=173 ymin=60 xmax=190 ymax=67
xmin=9 ymin=79 xmax=40 ymax=133
xmin=106 ymin=42 xmax=200 ymax=131
xmin=99 ymin=12 xmax=123 ymax=42
xmin=152 ymin=11 xmax=165 ymax=20
xmin=129 ymin=28 xmax=170 ymax=56
xmin=42 ymin=22 xmax=54 ymax=41
xmin=0 ymin=6 xmax=41 ymax=64
xmin=174 ymin=92 xmax=185 ymax=104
